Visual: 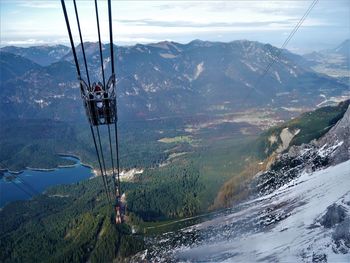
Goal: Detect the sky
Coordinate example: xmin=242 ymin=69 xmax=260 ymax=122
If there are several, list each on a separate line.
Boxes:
xmin=0 ymin=0 xmax=349 ymax=53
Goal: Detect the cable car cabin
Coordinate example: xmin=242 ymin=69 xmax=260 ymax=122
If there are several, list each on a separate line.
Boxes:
xmin=62 ymin=0 xmax=124 ymax=224
xmin=115 ymin=195 xmax=125 ymax=224
xmin=81 ymin=77 xmax=116 ymax=126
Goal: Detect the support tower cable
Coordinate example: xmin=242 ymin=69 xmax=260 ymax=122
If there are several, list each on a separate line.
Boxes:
xmin=73 ymin=0 xmax=91 ymax=87
xmin=241 ymin=0 xmax=319 ymax=105
xmin=61 ymin=0 xmax=112 ymax=204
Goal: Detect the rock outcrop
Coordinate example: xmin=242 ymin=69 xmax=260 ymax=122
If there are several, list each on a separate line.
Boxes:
xmin=317 ymin=104 xmax=350 ymax=165
xmin=253 ymin=105 xmax=350 ymax=196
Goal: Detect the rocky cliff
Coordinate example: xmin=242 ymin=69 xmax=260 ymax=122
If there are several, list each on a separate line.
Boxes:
xmin=253 ymin=104 xmax=350 ymax=196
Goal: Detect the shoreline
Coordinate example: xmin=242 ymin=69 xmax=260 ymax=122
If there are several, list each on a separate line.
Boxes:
xmin=1 ymin=153 xmax=95 ymax=175
xmin=57 ymin=164 xmax=77 ymax=169
xmin=1 ymin=169 xmax=23 ymax=175
xmin=25 ymin=167 xmax=56 ymax=172
xmin=1 ymin=153 xmax=141 ymax=180
xmin=57 ymin=153 xmax=94 ymax=170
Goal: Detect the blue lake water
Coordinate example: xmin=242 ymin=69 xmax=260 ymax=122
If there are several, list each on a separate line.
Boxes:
xmin=0 ymin=157 xmax=94 ymax=208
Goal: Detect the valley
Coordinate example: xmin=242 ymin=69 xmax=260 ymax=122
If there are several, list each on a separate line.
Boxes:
xmin=1 ymin=99 xmax=348 ymax=262
xmin=0 ymin=39 xmax=349 ymax=262
xmin=304 ymin=39 xmax=350 ymax=79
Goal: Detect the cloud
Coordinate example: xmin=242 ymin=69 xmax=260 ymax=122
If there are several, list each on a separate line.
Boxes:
xmin=16 ymin=1 xmax=60 ymax=9
xmin=2 ymin=38 xmax=46 ymax=46
xmin=113 ymin=0 xmax=332 ymax=31
xmin=116 ymin=37 xmax=164 ymax=45
xmin=115 ymin=17 xmax=328 ymax=33
xmin=1 ymin=0 xmax=347 ymax=51
xmin=116 ymin=18 xmax=301 ymax=28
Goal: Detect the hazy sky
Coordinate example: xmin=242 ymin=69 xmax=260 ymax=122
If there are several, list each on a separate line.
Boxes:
xmin=1 ymin=0 xmax=349 ymax=53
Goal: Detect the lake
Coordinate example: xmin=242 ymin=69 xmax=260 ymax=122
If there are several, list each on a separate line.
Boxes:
xmin=0 ymin=157 xmax=94 ymax=208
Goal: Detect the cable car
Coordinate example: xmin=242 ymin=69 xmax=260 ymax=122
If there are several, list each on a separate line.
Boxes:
xmin=81 ymin=77 xmax=116 ymax=126
xmin=61 ymin=0 xmax=123 ymax=224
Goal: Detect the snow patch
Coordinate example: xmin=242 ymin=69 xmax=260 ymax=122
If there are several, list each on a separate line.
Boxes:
xmin=317 ymin=141 xmax=344 ymax=158
xmin=136 ymin=47 xmax=144 ymax=52
xmin=194 ymin=62 xmax=204 ymax=80
xmin=241 ymin=60 xmax=258 ymax=72
xmin=160 ymin=53 xmax=177 ymax=59
xmin=274 ymin=71 xmax=282 ymax=84
xmin=289 ymin=68 xmax=298 ymax=77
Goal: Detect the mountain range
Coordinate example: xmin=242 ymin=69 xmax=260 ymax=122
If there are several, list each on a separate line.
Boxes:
xmin=1 ymin=45 xmax=70 ymax=66
xmin=304 ymin=39 xmax=350 ymax=79
xmin=1 ymin=40 xmax=349 ymax=121
xmin=305 ymin=39 xmax=349 ymax=67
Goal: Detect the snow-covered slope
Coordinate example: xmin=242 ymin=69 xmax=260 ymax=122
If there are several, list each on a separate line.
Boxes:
xmin=144 ymin=160 xmax=350 ymax=262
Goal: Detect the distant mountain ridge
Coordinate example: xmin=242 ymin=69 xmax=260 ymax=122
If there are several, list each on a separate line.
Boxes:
xmin=303 ymin=39 xmax=349 ymax=79
xmin=333 ymin=39 xmax=350 ymax=57
xmin=0 ymin=40 xmax=348 ymax=121
xmin=1 ymin=45 xmax=70 ymax=66
xmin=0 ymin=52 xmax=41 ymax=82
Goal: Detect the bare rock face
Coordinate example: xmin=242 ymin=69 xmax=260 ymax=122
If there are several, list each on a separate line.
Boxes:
xmin=320 ymin=204 xmax=347 ymax=228
xmin=332 ymin=218 xmax=350 ymax=254
xmin=317 ymin=105 xmax=350 ymax=165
